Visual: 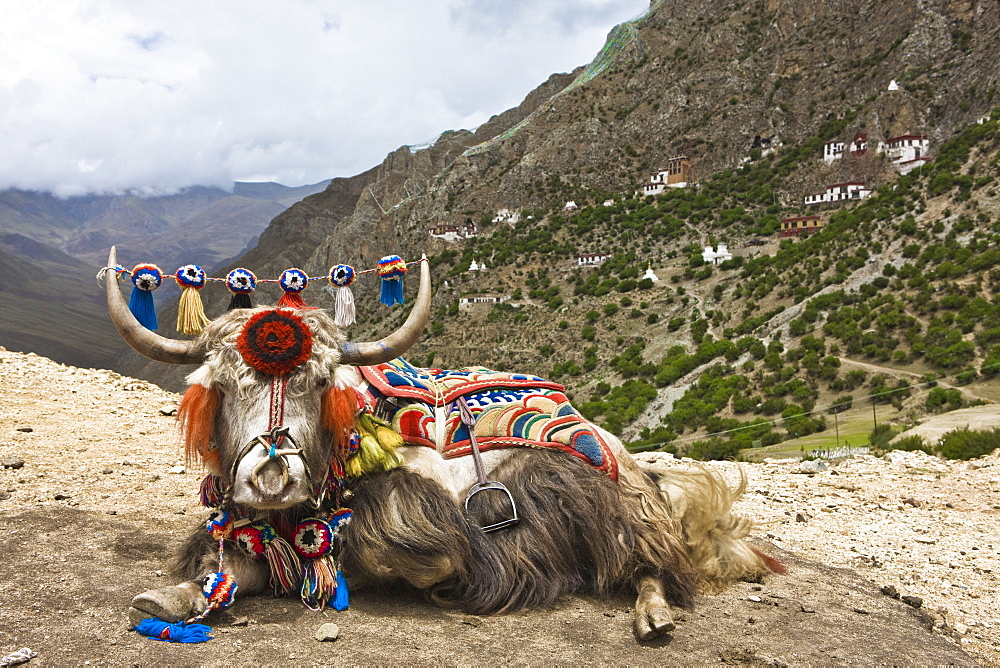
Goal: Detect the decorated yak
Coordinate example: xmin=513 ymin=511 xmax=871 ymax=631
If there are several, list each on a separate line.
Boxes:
xmin=104 ymin=247 xmax=782 ymax=642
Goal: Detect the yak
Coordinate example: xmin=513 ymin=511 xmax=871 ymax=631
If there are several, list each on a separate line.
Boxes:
xmin=104 ymin=247 xmax=781 ymax=641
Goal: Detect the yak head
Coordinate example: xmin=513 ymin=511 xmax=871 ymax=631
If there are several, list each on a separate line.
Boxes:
xmin=104 ymin=247 xmax=431 ymax=511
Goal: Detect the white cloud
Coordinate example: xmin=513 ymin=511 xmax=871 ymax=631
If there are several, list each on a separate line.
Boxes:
xmin=0 ymin=0 xmax=648 ymax=196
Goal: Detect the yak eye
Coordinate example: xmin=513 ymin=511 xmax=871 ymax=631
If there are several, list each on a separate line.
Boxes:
xmin=317 ymin=378 xmax=328 ymax=388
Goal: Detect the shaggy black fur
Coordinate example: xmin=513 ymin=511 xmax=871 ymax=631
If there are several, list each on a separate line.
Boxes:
xmin=344 ymin=449 xmax=698 ymax=614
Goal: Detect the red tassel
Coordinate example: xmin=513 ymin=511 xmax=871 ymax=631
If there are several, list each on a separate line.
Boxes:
xmin=277 ymin=291 xmax=309 ymax=309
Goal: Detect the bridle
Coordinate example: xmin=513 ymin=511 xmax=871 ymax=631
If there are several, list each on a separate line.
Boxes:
xmin=226 ymin=374 xmax=324 ymax=509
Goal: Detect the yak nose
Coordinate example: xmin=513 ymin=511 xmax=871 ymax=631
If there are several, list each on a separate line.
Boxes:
xmin=253 ymin=459 xmax=287 ymax=497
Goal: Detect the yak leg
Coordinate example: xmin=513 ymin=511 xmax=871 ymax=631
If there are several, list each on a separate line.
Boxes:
xmin=634 ymin=574 xmax=675 ymax=640
xmin=127 ymin=535 xmax=270 ymax=626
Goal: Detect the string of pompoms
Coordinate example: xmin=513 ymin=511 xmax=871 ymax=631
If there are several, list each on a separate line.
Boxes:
xmin=109 ymin=255 xmax=415 ymax=336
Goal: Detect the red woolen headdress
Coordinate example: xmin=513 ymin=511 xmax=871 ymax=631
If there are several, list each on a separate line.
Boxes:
xmin=236 ymin=309 xmax=313 ymax=376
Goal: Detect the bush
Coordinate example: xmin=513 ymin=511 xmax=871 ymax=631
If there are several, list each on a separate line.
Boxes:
xmin=889 ymin=434 xmax=933 ymax=455
xmin=687 ymin=437 xmax=743 ymax=461
xmin=869 ymin=423 xmax=895 ymax=449
xmin=936 ymin=427 xmax=1000 ymax=460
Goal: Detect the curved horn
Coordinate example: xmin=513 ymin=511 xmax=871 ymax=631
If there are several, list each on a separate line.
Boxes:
xmin=104 ymin=246 xmax=205 ymax=365
xmin=340 ymin=255 xmax=432 ymax=365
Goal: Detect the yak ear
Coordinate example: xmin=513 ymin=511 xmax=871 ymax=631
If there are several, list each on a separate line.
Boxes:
xmin=177 ymin=384 xmax=221 ymax=472
xmin=321 ymin=385 xmax=358 ymax=453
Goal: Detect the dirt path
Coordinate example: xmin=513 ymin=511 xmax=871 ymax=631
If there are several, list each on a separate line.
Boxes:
xmin=1 ymin=348 xmax=996 ymax=665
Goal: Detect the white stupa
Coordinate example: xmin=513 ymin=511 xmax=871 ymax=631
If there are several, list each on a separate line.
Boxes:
xmin=642 ymin=263 xmax=660 ymax=282
xmin=469 ymin=258 xmax=479 ymax=271
xmin=888 ymin=79 xmax=899 ymax=91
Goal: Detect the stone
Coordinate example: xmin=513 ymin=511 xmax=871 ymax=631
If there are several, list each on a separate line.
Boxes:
xmin=54 ymin=492 xmax=71 ymax=500
xmin=102 ymin=468 xmax=113 ymax=475
xmin=231 ymin=617 xmax=249 ymax=627
xmin=748 ymin=596 xmax=762 ymax=602
xmin=16 ymin=427 xmax=33 ymax=433
xmin=902 ymin=497 xmax=922 ymax=508
xmin=159 ymin=406 xmax=177 ymax=416
xmin=0 ymin=491 xmax=10 ymax=501
xmin=901 ymin=595 xmax=923 ymax=609
xmin=167 ymin=466 xmax=186 ymax=474
xmin=795 ymin=512 xmax=811 ymax=523
xmin=1 ymin=457 xmax=25 ymax=470
xmin=881 ymin=585 xmax=900 ymax=599
xmin=314 ymin=623 xmax=340 ymax=641
xmin=798 ymin=459 xmax=829 ymax=474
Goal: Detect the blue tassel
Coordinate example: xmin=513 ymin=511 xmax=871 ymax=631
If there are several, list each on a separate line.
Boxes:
xmin=333 ymin=570 xmax=349 ymax=611
xmin=128 ymin=286 xmax=158 ymax=330
xmin=134 ymin=618 xmax=214 ymax=643
xmin=379 ymin=278 xmax=404 ymax=307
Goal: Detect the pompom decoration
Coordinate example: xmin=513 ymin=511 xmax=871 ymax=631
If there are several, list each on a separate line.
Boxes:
xmin=328 ymin=264 xmax=356 ymax=327
xmin=236 ymin=309 xmax=313 ymax=376
xmin=201 ymin=572 xmax=238 ymax=611
xmin=292 ymin=518 xmax=334 ymax=559
xmin=226 ymin=268 xmax=256 ymax=311
xmin=277 ymin=268 xmax=309 ymax=310
xmin=128 ymin=263 xmax=162 ymax=331
xmin=175 ymin=264 xmax=211 ymax=335
xmin=206 ymin=508 xmax=233 ymax=540
xmin=232 ymin=521 xmax=302 ymax=595
xmin=376 ymin=255 xmax=407 ymax=306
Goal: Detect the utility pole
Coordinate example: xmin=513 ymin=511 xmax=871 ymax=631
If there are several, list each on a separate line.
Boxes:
xmin=872 ymin=395 xmax=878 ymax=432
xmin=835 ymin=410 xmax=840 ymax=449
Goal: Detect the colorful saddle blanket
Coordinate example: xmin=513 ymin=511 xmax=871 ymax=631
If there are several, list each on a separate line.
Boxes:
xmin=360 ymin=358 xmax=618 ymax=480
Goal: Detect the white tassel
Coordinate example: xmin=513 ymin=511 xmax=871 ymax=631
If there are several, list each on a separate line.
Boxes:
xmin=333 ymin=285 xmax=356 ymax=327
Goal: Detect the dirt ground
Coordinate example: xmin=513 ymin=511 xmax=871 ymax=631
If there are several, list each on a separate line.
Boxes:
xmin=1 ymin=347 xmax=997 ymax=666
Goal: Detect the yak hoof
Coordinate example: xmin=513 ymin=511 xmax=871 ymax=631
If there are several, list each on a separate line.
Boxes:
xmin=127 ymin=583 xmax=206 ymax=626
xmin=634 ymin=605 xmax=675 ymax=640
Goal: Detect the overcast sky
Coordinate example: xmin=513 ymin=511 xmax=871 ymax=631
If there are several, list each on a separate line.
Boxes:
xmin=0 ymin=0 xmax=649 ymax=198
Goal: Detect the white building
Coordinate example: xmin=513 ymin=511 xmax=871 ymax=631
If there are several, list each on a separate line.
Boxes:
xmin=603 ymin=199 xmax=616 ymax=207
xmin=469 ymin=258 xmax=488 ymax=272
xmin=428 ymin=219 xmax=477 ymax=242
xmin=578 ymin=252 xmax=611 ymax=267
xmin=642 ymin=264 xmax=660 ymax=282
xmin=642 ymin=156 xmax=691 ymax=195
xmin=459 ymin=294 xmax=509 ymax=312
xmin=823 ymin=140 xmax=845 ymax=164
xmin=882 ymin=134 xmax=930 ymax=174
xmin=492 ymin=209 xmax=520 ymax=224
xmin=805 ymin=182 xmax=872 ymax=206
xmin=564 ymin=201 xmax=578 ymax=211
xmin=702 ymin=243 xmax=733 ymax=265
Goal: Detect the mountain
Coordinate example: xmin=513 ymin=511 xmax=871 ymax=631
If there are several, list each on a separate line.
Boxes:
xmin=0 ymin=233 xmax=123 ymax=369
xmin=0 ymin=180 xmax=330 ymax=369
xmin=121 ymin=0 xmax=1000 ymax=459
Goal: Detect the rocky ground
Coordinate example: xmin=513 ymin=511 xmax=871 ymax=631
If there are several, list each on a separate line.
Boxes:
xmin=1 ymin=347 xmax=998 ymax=665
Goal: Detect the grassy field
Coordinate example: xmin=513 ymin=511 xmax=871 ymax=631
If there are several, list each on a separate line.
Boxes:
xmin=739 ymin=403 xmax=897 ymax=461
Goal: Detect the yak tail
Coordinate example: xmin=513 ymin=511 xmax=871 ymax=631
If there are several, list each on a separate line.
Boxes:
xmin=639 ymin=463 xmax=785 ymax=590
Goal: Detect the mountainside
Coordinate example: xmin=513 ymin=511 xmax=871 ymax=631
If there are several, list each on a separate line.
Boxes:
xmin=120 ymin=0 xmax=1000 ymax=461
xmin=0 ymin=180 xmax=329 ymax=370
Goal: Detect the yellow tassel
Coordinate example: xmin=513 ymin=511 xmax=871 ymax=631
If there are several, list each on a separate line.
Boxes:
xmin=177 ymin=287 xmax=210 ymax=335
xmin=345 ymin=455 xmax=364 ymax=478
xmin=374 ymin=425 xmax=404 ymax=450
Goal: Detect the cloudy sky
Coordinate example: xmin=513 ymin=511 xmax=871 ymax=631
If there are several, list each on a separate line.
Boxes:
xmin=0 ymin=0 xmax=649 ymax=197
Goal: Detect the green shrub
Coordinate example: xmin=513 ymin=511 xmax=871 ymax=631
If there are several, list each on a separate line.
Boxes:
xmin=869 ymin=423 xmax=895 ymax=449
xmin=936 ymin=427 xmax=1000 ymax=460
xmin=889 ymin=434 xmax=932 ymax=455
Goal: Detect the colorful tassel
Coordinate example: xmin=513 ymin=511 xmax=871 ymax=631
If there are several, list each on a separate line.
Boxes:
xmin=376 ymin=255 xmax=407 ymax=306
xmin=277 ymin=268 xmax=309 ymax=309
xmin=350 ymin=412 xmax=404 ymax=475
xmin=226 ymin=268 xmax=256 ymax=311
xmin=175 ymin=264 xmax=210 ymax=335
xmin=199 ymin=474 xmax=224 ymax=507
xmin=233 ymin=522 xmax=301 ymax=595
xmin=300 ymin=555 xmax=339 ymax=611
xmin=128 ymin=263 xmax=162 ymax=331
xmin=134 ymin=618 xmax=214 ymax=643
xmin=328 ymin=264 xmax=356 ymax=327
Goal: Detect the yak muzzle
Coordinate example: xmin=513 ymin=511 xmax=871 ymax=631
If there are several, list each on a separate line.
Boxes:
xmin=231 ymin=427 xmax=315 ymax=509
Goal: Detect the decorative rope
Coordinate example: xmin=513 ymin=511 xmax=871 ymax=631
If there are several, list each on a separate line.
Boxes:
xmin=100 ymin=259 xmax=423 ymax=287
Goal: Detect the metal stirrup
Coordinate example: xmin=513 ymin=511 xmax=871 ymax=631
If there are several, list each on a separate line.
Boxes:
xmin=454 ymin=396 xmax=519 ymax=532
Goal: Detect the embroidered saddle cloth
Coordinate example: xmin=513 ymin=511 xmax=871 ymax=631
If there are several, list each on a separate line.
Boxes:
xmin=360 ymin=358 xmax=618 ymax=480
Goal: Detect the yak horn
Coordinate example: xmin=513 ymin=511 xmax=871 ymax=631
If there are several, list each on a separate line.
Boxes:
xmin=104 ymin=246 xmax=205 ymax=365
xmin=340 ymin=255 xmax=432 ymax=366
